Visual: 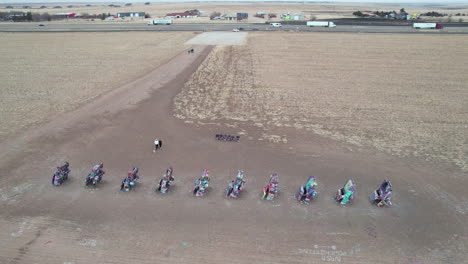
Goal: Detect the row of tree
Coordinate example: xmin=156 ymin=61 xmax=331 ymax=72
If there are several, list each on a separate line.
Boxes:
xmin=423 ymin=11 xmax=467 ymax=17
xmin=353 ymin=9 xmax=467 ymax=18
xmin=354 ymin=10 xmax=467 ymax=18
xmin=209 ymin=11 xmax=221 ymax=20
xmin=353 ymin=8 xmax=408 ymax=18
xmin=423 ymin=11 xmax=446 ymax=17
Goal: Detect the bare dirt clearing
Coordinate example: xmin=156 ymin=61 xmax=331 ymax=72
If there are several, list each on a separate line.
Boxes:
xmin=186 ymin=32 xmax=248 ymax=45
xmin=174 ymin=32 xmax=468 ymax=171
xmin=0 ymin=32 xmax=194 ymax=141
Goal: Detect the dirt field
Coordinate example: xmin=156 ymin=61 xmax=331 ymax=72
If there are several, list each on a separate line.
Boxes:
xmin=174 ymin=32 xmax=468 ymax=172
xmin=0 ymin=30 xmax=467 ymax=264
xmin=186 ymin=31 xmax=247 ymax=45
xmin=3 ymin=2 xmax=468 ymax=23
xmin=0 ymin=32 xmax=195 ymax=141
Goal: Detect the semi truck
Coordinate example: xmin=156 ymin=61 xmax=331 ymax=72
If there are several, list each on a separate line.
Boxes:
xmin=413 ymin=23 xmax=443 ymax=29
xmin=147 ymin=19 xmax=173 ymax=25
xmin=307 ymin=21 xmax=336 ymax=28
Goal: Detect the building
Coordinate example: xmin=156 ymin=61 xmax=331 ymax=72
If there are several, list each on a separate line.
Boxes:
xmin=289 ymin=14 xmax=304 ymax=20
xmin=223 ymin=13 xmax=248 ymax=21
xmin=117 ymin=12 xmax=145 ymax=18
xmin=166 ymin=12 xmax=198 ymax=18
xmin=53 ymin=13 xmax=76 ymax=19
xmin=237 ymin=13 xmax=248 ymax=20
xmin=224 ymin=13 xmax=237 ymax=21
xmin=5 ymin=12 xmax=25 ymax=20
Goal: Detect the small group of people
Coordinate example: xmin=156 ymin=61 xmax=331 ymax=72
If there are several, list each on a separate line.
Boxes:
xmin=215 ymin=134 xmax=240 ymax=142
xmin=187 ymin=48 xmax=195 ymax=54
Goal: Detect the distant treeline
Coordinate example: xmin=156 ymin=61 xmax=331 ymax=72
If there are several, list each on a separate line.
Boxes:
xmin=353 ymin=9 xmax=466 ymax=18
xmin=424 ymin=11 xmax=467 ymax=17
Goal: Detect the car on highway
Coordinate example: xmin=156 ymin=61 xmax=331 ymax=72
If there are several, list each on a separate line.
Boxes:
xmin=232 ymin=28 xmax=240 ymax=32
xmin=38 ymin=24 xmax=45 ymax=27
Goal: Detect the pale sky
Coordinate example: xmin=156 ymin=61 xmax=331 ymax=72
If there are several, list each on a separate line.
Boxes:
xmin=1 ymin=0 xmax=467 ymax=4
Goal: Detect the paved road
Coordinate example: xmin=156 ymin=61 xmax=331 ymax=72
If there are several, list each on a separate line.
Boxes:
xmin=1 ymin=23 xmax=468 ymax=33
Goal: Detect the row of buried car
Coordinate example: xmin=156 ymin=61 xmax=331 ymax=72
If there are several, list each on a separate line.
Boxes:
xmin=52 ymin=162 xmax=392 ymax=207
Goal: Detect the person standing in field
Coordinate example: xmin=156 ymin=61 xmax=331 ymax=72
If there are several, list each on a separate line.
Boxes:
xmin=154 ymin=139 xmax=160 ymax=152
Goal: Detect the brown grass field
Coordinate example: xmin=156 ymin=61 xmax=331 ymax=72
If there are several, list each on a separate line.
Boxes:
xmin=174 ymin=32 xmax=468 ymax=171
xmin=0 ymin=32 xmax=194 ymax=141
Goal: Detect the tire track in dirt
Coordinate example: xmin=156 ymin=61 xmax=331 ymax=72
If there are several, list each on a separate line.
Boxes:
xmin=10 ymin=229 xmax=41 ymax=264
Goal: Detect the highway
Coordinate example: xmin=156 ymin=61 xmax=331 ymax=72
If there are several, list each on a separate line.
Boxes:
xmin=1 ymin=23 xmax=468 ymax=33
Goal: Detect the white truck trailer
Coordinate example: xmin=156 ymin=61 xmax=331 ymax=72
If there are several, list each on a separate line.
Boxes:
xmin=147 ymin=19 xmax=173 ymax=25
xmin=413 ymin=23 xmax=443 ymax=29
xmin=306 ymin=21 xmax=336 ymax=28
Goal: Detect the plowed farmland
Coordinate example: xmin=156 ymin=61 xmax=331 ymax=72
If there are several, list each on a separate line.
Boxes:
xmin=174 ymin=32 xmax=468 ymax=171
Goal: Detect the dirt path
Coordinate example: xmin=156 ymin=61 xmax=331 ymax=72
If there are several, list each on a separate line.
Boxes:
xmin=0 ymin=43 xmax=467 ymax=264
xmin=0 ymin=44 xmax=209 ymax=183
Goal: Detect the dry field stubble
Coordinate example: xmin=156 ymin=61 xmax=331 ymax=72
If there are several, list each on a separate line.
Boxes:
xmin=0 ymin=32 xmax=194 ymax=140
xmin=174 ymin=33 xmax=468 ymax=171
